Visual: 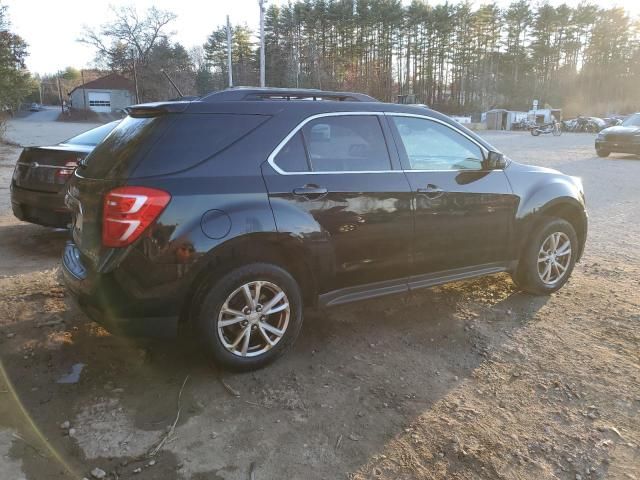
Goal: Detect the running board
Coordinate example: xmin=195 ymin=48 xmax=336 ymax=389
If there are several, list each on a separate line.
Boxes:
xmin=408 ymin=262 xmax=510 ymax=290
xmin=318 ymin=262 xmax=512 ymax=308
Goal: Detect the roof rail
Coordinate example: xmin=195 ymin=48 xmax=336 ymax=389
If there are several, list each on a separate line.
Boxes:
xmin=200 ymin=87 xmax=378 ymax=103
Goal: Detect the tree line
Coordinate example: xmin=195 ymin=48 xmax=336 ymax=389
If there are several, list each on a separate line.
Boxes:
xmin=5 ymin=1 xmax=638 ymax=117
xmin=216 ymin=0 xmax=639 ymax=115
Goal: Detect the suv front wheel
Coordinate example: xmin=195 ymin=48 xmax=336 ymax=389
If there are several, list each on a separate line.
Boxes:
xmin=195 ymin=263 xmax=303 ymax=370
xmin=513 ymin=217 xmax=578 ymax=295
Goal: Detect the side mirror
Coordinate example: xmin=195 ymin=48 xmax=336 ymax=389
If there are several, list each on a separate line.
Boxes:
xmin=487 ymin=151 xmax=506 ymax=169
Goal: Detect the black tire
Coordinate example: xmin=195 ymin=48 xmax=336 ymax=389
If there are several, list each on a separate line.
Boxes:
xmin=531 ymin=129 xmax=540 ymax=136
xmin=513 ymin=217 xmax=578 ymax=295
xmin=596 ymin=149 xmax=610 ymax=158
xmin=194 ymin=263 xmax=303 ymax=371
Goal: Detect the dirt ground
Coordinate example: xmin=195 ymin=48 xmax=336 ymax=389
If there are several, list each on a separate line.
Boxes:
xmin=0 ymin=131 xmax=638 ymax=480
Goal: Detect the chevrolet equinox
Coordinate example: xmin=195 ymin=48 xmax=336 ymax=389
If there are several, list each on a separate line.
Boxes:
xmin=62 ymin=88 xmax=587 ymax=370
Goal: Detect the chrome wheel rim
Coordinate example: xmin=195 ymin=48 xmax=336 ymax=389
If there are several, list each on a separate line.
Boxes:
xmin=217 ymin=281 xmax=290 ymax=357
xmin=537 ymin=232 xmax=572 ymax=285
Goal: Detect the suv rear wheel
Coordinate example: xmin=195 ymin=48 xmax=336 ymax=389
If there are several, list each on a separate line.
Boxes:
xmin=195 ymin=263 xmax=303 ymax=370
xmin=513 ymin=217 xmax=578 ymax=295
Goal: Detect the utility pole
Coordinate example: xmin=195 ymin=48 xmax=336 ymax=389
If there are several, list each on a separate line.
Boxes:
xmin=80 ymin=69 xmax=87 ymax=118
xmin=226 ymin=15 xmax=233 ymax=88
xmin=56 ymin=77 xmax=64 ymax=113
xmin=38 ymin=82 xmax=43 ymax=105
xmin=132 ymin=50 xmax=140 ymax=104
xmin=259 ymin=0 xmax=266 ymax=87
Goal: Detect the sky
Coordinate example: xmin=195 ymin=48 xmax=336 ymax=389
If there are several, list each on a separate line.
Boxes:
xmin=3 ymin=0 xmax=640 ymax=75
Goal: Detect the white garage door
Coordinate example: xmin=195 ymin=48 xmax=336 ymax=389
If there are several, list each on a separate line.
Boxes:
xmin=88 ymin=92 xmax=111 ymax=113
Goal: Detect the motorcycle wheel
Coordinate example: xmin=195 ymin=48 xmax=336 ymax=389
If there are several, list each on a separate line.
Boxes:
xmin=531 ymin=129 xmax=541 ymax=137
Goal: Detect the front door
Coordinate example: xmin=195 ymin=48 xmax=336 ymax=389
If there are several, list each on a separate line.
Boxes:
xmin=262 ymin=113 xmax=413 ymax=295
xmin=386 ymin=114 xmax=518 ymax=277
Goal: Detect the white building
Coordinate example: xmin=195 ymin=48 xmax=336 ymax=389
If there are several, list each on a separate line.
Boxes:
xmin=69 ymin=73 xmax=135 ymax=113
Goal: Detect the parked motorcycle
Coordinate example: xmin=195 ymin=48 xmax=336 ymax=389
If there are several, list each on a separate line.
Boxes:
xmin=565 ymin=116 xmax=605 ymax=133
xmin=530 ymin=122 xmax=562 ymax=136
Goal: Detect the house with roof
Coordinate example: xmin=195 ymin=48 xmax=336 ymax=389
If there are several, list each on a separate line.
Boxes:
xmin=69 ymin=73 xmax=135 ymax=113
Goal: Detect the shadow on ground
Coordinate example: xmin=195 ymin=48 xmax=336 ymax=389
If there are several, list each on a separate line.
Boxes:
xmin=0 ymin=270 xmax=550 ymax=479
xmin=0 ymin=223 xmax=68 ymax=277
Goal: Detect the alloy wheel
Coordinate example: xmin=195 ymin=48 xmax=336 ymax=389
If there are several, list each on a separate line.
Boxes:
xmin=537 ymin=232 xmax=572 ymax=285
xmin=217 ymin=281 xmax=290 ymax=357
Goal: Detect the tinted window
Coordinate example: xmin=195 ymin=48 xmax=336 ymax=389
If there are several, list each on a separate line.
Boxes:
xmin=64 ymin=121 xmax=119 ymax=146
xmin=273 ymin=132 xmax=309 ymax=172
xmin=391 ymin=117 xmax=484 ymax=171
xmin=82 ymin=114 xmax=269 ymax=179
xmin=302 ymin=116 xmax=391 ymax=172
xmin=134 ymin=113 xmax=269 ymax=177
xmin=81 ymin=116 xmax=165 ymax=179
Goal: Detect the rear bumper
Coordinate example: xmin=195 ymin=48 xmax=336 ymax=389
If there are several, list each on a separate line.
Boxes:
xmin=62 ymin=242 xmax=180 ymax=338
xmin=595 ymin=140 xmax=640 ymax=154
xmin=10 ymin=183 xmax=70 ymax=228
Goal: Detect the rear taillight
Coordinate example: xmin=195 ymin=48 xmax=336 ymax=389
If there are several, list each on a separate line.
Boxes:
xmin=55 ymin=160 xmax=79 ymax=181
xmin=102 ymin=186 xmax=171 ymax=248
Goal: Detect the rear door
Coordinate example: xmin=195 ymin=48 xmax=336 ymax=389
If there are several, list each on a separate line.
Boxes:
xmin=386 ymin=114 xmax=518 ymax=277
xmin=262 ymin=113 xmax=413 ymax=296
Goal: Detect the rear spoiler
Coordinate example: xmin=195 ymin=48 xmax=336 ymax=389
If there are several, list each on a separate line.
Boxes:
xmin=125 ymin=101 xmax=193 ymax=118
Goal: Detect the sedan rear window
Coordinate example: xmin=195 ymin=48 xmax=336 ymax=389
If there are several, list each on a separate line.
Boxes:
xmin=64 ymin=121 xmax=119 ymax=146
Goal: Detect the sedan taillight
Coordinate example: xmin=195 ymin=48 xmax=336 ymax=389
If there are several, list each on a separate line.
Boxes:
xmin=55 ymin=160 xmax=80 ymax=181
xmin=102 ymin=186 xmax=171 ymax=248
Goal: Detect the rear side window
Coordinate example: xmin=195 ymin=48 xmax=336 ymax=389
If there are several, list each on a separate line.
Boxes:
xmin=273 ymin=132 xmax=309 ymax=172
xmin=302 ymin=116 xmax=391 ymax=172
xmin=81 ymin=113 xmax=269 ymax=179
xmin=134 ymin=113 xmax=269 ymax=177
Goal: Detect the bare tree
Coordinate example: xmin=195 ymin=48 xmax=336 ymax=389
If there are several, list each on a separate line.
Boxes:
xmin=79 ymin=6 xmax=176 ymax=69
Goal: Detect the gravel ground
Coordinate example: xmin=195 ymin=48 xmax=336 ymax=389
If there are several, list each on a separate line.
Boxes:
xmin=0 ymin=130 xmax=638 ymax=480
xmin=3 ymin=107 xmax=101 ymax=147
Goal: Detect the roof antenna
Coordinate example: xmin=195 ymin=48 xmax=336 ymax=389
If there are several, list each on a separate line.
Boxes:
xmin=161 ymin=69 xmax=183 ymax=98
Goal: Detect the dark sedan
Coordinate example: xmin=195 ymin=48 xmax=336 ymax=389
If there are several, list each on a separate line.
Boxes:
xmin=10 ymin=121 xmax=119 ymax=228
xmin=595 ymin=113 xmax=640 ymax=157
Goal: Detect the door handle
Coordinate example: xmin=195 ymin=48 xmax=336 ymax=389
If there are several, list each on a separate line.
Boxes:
xmin=416 ymin=184 xmax=445 ymax=199
xmin=293 ymin=184 xmax=328 ymax=199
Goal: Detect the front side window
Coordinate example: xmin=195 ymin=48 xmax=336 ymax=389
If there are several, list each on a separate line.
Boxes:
xmin=391 ymin=116 xmax=484 ymax=171
xmin=301 ymin=115 xmax=391 ymax=172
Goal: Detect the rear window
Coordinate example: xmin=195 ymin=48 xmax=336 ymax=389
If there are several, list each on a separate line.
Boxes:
xmin=65 ymin=121 xmax=119 ymax=146
xmin=81 ymin=113 xmax=269 ymax=179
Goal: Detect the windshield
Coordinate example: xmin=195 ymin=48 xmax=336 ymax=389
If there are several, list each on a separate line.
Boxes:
xmin=622 ymin=114 xmax=640 ymax=127
xmin=64 ymin=121 xmax=119 ymax=146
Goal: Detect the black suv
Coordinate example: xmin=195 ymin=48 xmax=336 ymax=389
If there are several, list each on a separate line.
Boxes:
xmin=62 ymin=88 xmax=587 ymax=370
